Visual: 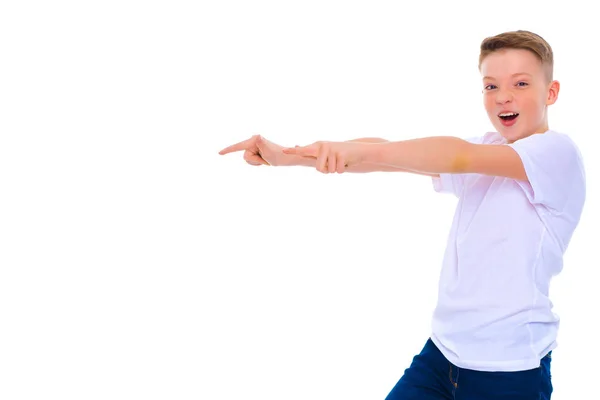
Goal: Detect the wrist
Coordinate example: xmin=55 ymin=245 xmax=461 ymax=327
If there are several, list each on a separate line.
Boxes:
xmin=361 ymin=142 xmax=385 ymax=165
xmin=284 ymin=153 xmax=312 ymax=167
xmin=272 ymin=147 xmax=306 ymax=167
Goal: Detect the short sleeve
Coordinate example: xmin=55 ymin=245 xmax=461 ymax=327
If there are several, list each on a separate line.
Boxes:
xmin=507 ymin=131 xmax=585 ymax=214
xmin=432 ymin=172 xmax=469 ymax=197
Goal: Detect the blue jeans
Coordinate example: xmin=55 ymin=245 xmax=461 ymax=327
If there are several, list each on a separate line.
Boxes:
xmin=385 ymin=338 xmax=552 ymax=399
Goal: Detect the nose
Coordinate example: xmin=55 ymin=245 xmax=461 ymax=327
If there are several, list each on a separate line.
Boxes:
xmin=495 ymin=88 xmax=513 ymax=104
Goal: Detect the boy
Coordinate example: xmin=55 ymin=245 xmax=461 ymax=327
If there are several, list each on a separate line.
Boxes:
xmin=218 ymin=30 xmax=586 ymax=399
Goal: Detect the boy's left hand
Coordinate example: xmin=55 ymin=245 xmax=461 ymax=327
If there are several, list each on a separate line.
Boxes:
xmin=282 ymin=141 xmax=369 ymax=174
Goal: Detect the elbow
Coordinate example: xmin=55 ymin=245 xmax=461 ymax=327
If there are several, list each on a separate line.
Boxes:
xmin=449 ymin=141 xmax=473 ymax=173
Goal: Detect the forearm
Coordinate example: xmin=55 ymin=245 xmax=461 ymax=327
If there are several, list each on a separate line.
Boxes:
xmin=343 ymin=138 xmax=403 ymax=172
xmin=290 ymin=154 xmax=414 ymax=173
xmin=363 ymin=136 xmax=471 ymax=173
xmin=283 ymin=136 xmax=441 ymax=175
xmin=286 ymin=137 xmax=407 ymax=173
xmin=345 ymin=137 xmax=389 ymax=144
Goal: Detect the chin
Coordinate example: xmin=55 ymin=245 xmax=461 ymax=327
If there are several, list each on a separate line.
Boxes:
xmin=496 ymin=128 xmax=522 ymax=144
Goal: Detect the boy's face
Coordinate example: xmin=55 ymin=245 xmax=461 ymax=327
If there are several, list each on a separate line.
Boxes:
xmin=480 ymin=48 xmax=559 ymax=143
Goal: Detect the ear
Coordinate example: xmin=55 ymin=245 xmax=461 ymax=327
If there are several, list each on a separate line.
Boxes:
xmin=546 ymin=80 xmax=560 ymax=105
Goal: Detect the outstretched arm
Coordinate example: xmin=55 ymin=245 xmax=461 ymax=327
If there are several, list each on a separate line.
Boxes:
xmin=218 ymin=135 xmax=438 ymax=176
xmin=332 ymin=137 xmax=438 ymax=176
xmin=285 ymin=136 xmax=526 ymax=180
xmin=363 ymin=136 xmax=526 ymax=180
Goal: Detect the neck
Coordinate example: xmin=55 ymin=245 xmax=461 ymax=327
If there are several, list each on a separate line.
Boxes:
xmin=536 ymin=122 xmax=549 ymax=133
xmin=536 ymin=110 xmax=550 ymax=133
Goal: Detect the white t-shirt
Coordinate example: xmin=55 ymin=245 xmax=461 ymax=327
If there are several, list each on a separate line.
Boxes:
xmin=430 ymin=130 xmax=586 ymax=372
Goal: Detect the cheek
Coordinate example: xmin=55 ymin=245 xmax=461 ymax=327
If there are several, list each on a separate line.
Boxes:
xmin=483 ymin=95 xmax=495 ymax=112
xmin=520 ymin=95 xmax=544 ymax=117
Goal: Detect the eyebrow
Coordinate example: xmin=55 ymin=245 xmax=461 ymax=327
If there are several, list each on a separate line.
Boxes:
xmin=483 ymin=72 xmax=533 ymax=80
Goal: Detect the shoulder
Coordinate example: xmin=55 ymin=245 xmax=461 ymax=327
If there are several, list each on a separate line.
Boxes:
xmin=550 ymin=131 xmax=584 ymax=159
xmin=507 ymin=130 xmax=586 ymax=213
xmin=509 ymin=130 xmax=585 ymax=168
xmin=456 ymin=130 xmax=584 ymax=182
xmin=510 ymin=130 xmax=580 ymax=149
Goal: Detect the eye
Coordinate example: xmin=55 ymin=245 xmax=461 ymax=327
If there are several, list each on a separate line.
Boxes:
xmin=484 ymin=84 xmax=497 ymax=90
xmin=517 ymin=81 xmax=529 ymax=87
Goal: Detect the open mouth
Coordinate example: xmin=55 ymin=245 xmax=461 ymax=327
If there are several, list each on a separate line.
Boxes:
xmin=498 ymin=112 xmax=519 ymax=126
xmin=499 ymin=112 xmax=519 ymax=121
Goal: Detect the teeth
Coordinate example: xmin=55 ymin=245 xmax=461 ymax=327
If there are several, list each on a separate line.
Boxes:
xmin=499 ymin=112 xmax=518 ymax=117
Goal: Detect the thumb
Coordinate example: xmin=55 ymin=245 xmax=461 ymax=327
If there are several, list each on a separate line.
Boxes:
xmin=244 ymin=150 xmax=269 ymax=166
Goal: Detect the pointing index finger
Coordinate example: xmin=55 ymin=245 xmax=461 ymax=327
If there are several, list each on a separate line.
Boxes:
xmin=218 ymin=136 xmax=255 ymax=155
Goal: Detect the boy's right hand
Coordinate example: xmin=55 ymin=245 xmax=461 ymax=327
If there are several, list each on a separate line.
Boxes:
xmin=218 ymin=134 xmax=290 ymax=167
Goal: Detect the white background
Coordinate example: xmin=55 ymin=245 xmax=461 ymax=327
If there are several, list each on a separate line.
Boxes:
xmin=1 ymin=1 xmax=598 ymax=399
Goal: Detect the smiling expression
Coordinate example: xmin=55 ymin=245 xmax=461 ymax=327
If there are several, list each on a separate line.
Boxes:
xmin=480 ymin=48 xmax=560 ymax=143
